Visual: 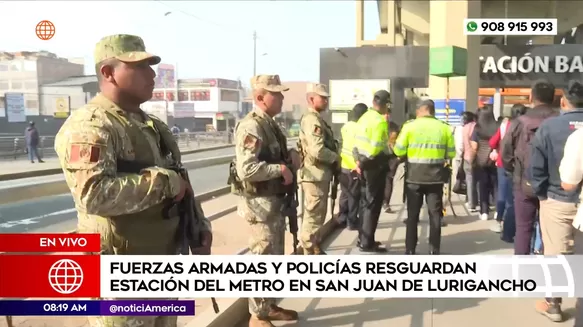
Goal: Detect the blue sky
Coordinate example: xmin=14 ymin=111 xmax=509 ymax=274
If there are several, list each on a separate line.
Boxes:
xmin=0 ymin=0 xmax=381 ymax=83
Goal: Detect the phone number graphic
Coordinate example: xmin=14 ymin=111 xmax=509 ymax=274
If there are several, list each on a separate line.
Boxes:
xmin=464 ymin=19 xmax=557 ymax=36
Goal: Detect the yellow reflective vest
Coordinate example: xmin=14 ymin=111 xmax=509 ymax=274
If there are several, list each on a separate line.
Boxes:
xmin=393 ymin=116 xmax=455 ymax=184
xmin=340 ymin=121 xmax=358 ymax=170
xmin=354 ymin=109 xmax=389 ymax=159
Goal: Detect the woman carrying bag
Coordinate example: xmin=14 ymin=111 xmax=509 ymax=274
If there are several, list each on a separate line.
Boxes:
xmin=460 ymin=111 xmax=478 ymax=212
xmin=470 ymin=105 xmax=498 ymax=221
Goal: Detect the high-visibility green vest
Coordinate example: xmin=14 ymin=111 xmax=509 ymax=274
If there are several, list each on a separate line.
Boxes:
xmin=354 ymin=109 xmax=389 ymax=158
xmin=340 ymin=121 xmax=358 ymax=170
xmin=393 ymin=116 xmax=456 ymax=184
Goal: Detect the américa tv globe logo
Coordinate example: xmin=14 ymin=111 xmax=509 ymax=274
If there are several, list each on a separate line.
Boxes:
xmin=36 ymin=20 xmax=55 ymax=40
xmin=48 ymin=259 xmax=84 ymax=295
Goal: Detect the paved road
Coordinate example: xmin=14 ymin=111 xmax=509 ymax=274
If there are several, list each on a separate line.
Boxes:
xmin=0 ymin=163 xmax=229 ymax=233
xmin=0 ymin=140 xmax=296 ymax=234
xmin=0 ymin=146 xmax=235 ymax=187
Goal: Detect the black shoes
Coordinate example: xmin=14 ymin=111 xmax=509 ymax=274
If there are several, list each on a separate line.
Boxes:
xmin=358 ymin=241 xmax=387 ymax=253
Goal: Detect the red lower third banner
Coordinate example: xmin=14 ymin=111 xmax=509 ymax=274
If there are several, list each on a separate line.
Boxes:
xmin=0 ymin=233 xmax=101 ymax=253
xmin=0 ymin=255 xmax=100 ymax=298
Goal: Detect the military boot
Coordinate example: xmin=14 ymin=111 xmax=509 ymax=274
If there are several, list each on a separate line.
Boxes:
xmin=268 ymin=305 xmax=299 ymax=321
xmin=249 ymin=316 xmax=275 ymax=327
xmin=313 ymin=246 xmax=327 ymax=255
xmin=303 ymin=247 xmax=315 ymax=255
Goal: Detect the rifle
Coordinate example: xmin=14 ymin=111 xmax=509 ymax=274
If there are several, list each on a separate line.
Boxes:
xmin=401 ymin=160 xmax=408 ymax=204
xmin=329 ymin=167 xmax=340 ymax=219
xmin=282 ymin=167 xmax=300 ymax=254
xmin=443 ymin=160 xmax=457 ymax=218
xmin=116 ymin=160 xmax=220 ymax=314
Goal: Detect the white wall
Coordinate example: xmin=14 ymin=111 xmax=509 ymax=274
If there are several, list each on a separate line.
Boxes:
xmin=39 ymin=85 xmax=86 ymax=116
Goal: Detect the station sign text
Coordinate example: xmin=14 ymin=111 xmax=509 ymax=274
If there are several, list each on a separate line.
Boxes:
xmin=481 ymin=55 xmax=583 ymax=74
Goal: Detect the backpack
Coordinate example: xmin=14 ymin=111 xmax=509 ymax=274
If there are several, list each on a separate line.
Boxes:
xmin=514 ymin=112 xmax=557 ymax=198
xmin=476 ymin=138 xmax=493 ymax=168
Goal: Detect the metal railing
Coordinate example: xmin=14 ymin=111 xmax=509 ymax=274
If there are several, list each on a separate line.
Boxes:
xmin=0 ymin=132 xmax=231 ymax=160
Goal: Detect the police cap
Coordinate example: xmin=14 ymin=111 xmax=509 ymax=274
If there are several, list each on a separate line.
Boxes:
xmin=373 ymin=90 xmax=392 ymax=105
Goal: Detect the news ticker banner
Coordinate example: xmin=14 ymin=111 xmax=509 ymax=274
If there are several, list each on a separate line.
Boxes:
xmin=2 ymin=253 xmax=583 ymax=298
xmin=0 ymin=300 xmax=194 ymax=316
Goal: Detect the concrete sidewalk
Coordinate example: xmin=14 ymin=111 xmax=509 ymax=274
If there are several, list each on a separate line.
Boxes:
xmin=271 ymin=185 xmax=577 ymax=327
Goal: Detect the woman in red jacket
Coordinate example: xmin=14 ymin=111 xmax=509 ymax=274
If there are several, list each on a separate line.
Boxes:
xmin=488 ymin=104 xmax=527 ymax=241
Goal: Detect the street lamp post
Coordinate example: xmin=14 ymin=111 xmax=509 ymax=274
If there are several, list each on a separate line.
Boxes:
xmin=252 ymin=30 xmax=268 ymax=76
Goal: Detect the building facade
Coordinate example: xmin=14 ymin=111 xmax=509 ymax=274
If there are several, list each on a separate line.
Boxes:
xmin=0 ymin=51 xmax=84 ymax=117
xmin=148 ymin=77 xmax=242 ymax=132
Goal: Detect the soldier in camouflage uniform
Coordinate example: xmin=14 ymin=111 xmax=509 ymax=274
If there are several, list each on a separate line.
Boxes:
xmin=234 ymin=75 xmax=299 ymax=327
xmin=298 ymin=83 xmax=339 ymax=255
xmin=54 ymin=34 xmax=213 ymax=327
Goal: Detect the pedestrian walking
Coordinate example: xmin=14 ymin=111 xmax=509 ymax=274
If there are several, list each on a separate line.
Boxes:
xmin=25 ymin=122 xmax=44 ymax=163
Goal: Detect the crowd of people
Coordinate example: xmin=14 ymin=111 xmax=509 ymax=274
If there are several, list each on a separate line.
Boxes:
xmin=454 ymin=79 xmax=583 ymax=323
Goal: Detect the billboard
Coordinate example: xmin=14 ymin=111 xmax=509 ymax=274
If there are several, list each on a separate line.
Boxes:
xmin=154 ymin=64 xmax=176 ymax=89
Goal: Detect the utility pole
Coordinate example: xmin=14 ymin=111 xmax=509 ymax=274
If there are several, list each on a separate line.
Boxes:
xmin=252 ymin=30 xmax=257 ymax=76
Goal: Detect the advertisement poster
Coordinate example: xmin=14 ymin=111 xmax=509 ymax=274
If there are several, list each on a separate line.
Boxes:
xmin=53 ymin=96 xmax=70 ymax=119
xmin=154 ymin=63 xmax=176 ymax=89
xmin=5 ymin=93 xmax=26 ymax=123
xmin=329 ymin=79 xmax=390 ymax=111
xmin=172 ymin=102 xmax=195 ymax=118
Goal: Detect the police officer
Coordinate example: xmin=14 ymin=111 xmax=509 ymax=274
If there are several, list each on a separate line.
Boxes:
xmin=54 ymin=34 xmax=213 ymax=327
xmin=298 ymin=83 xmax=339 ymax=255
xmin=353 ymin=90 xmax=392 ymax=253
xmin=337 ymin=103 xmax=368 ymax=230
xmin=394 ymin=99 xmax=455 ymax=255
xmin=234 ymin=74 xmax=299 ymax=327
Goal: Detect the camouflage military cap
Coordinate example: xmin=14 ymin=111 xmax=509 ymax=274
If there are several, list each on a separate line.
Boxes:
xmin=250 ymin=75 xmax=289 ymax=93
xmin=94 ymin=34 xmax=161 ymax=65
xmin=306 ymin=83 xmax=329 ymax=97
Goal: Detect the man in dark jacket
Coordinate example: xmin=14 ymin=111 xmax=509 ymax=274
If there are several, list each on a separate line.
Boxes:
xmin=24 ymin=121 xmax=44 ymax=163
xmin=501 ymin=80 xmax=558 ymax=255
xmin=383 ymin=109 xmax=401 ymax=213
xmin=528 ymin=80 xmax=583 ymax=322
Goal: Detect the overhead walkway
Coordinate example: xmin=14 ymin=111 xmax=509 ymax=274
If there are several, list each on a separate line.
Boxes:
xmin=268 ymin=178 xmax=577 ymax=327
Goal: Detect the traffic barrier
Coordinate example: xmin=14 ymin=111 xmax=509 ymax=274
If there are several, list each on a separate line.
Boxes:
xmin=0 ymin=156 xmax=235 ymax=205
xmin=0 ymin=137 xmax=298 ymax=182
xmin=0 ymin=144 xmax=235 ymax=182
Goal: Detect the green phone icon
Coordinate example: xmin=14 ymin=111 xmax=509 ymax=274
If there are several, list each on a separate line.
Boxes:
xmin=467 ymin=21 xmax=478 ymax=32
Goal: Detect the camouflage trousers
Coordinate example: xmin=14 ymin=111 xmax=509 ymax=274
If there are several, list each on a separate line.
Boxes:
xmin=300 ymin=180 xmax=330 ymax=249
xmin=88 ymin=315 xmax=177 ymax=327
xmin=239 ymin=195 xmax=286 ymax=318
